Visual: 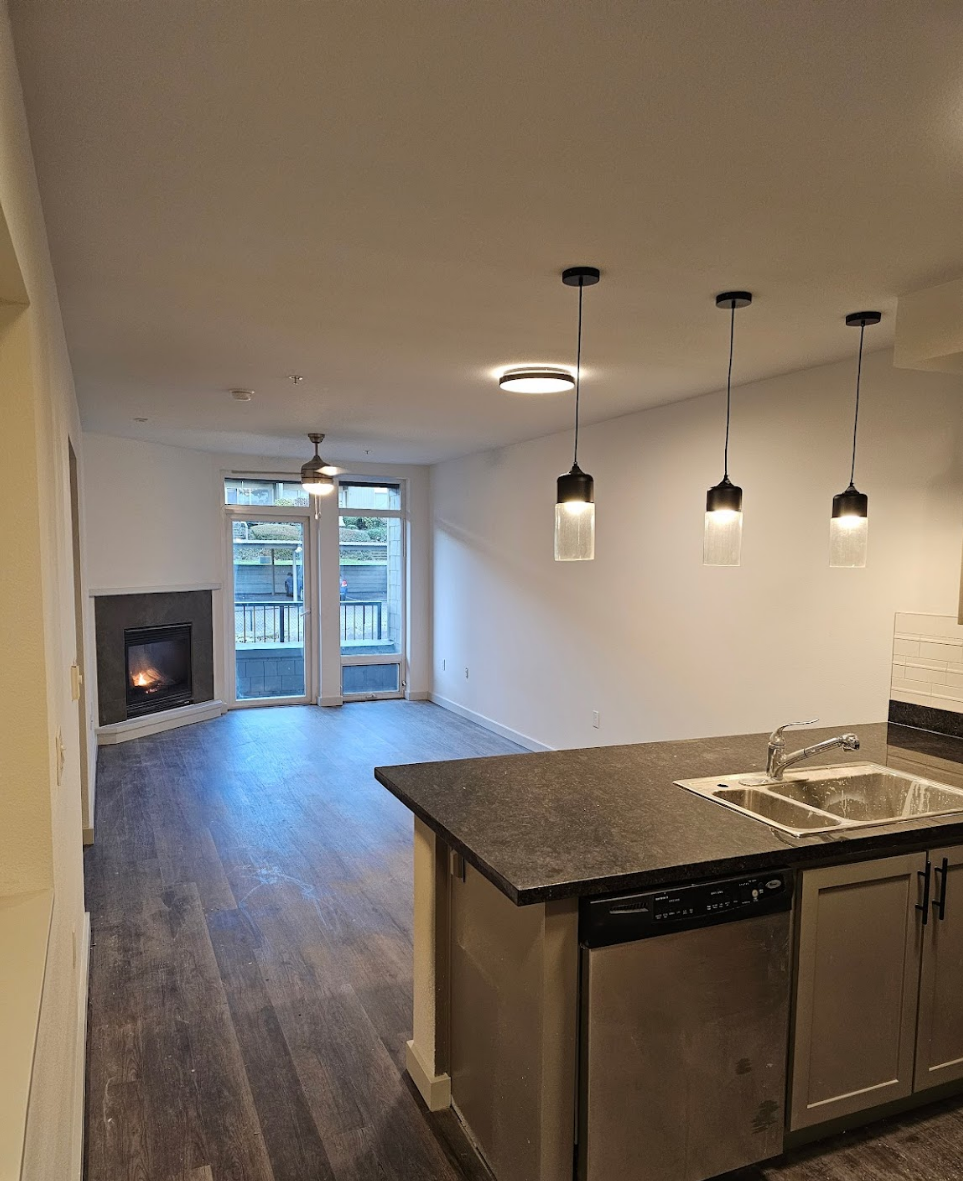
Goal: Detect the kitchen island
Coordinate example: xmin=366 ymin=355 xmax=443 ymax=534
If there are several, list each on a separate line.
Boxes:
xmin=375 ymin=722 xmax=963 ymax=1181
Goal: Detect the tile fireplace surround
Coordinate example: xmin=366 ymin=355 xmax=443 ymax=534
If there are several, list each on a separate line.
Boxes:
xmin=94 ymin=590 xmax=217 ymax=737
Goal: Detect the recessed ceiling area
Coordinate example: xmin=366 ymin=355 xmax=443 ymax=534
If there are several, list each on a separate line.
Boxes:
xmin=9 ymin=0 xmax=963 ymax=465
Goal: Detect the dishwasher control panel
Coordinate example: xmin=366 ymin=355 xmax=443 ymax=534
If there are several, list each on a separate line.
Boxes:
xmin=580 ymin=869 xmax=793 ymax=948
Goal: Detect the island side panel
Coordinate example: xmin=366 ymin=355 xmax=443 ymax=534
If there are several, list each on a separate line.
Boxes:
xmin=450 ymin=862 xmax=579 ymax=1181
xmin=407 ymin=817 xmax=452 ymax=1110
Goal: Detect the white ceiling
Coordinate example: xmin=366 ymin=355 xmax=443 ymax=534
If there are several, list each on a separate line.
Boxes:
xmin=10 ymin=0 xmax=963 ymax=464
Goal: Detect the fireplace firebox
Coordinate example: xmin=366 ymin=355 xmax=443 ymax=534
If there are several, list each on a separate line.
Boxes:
xmin=125 ymin=623 xmax=193 ymax=718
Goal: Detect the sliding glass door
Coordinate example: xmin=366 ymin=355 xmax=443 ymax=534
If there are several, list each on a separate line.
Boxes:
xmin=339 ymin=481 xmax=405 ymax=700
xmin=226 ymin=480 xmax=314 ymax=705
xmin=223 ymin=475 xmax=406 ymax=706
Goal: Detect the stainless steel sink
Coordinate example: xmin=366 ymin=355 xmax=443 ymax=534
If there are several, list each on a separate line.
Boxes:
xmin=676 ymin=762 xmax=963 ymax=837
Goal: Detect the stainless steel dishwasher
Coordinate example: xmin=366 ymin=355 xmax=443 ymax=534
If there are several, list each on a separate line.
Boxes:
xmin=578 ymin=869 xmax=793 ymax=1181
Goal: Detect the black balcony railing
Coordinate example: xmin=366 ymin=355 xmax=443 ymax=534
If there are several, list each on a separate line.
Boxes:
xmin=234 ymin=599 xmax=386 ymax=644
xmin=340 ymin=600 xmax=384 ymax=642
xmin=235 ymin=601 xmax=304 ymax=644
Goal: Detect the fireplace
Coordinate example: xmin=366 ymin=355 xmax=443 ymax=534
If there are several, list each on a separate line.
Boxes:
xmin=125 ymin=623 xmax=193 ymax=718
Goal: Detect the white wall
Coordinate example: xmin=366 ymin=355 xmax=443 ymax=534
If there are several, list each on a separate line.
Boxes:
xmin=83 ymin=434 xmax=222 ymax=591
xmin=83 ymin=433 xmax=433 ymax=696
xmin=432 ymin=350 xmax=963 ymax=751
xmin=0 ymin=1 xmax=90 ymax=1173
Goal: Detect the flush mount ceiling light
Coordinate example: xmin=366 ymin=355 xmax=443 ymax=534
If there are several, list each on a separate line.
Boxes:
xmin=704 ymin=292 xmax=752 ymax=567
xmin=555 ymin=266 xmax=601 ymax=562
xmin=300 ymin=432 xmax=338 ymax=496
xmin=231 ymin=388 xmax=254 ymax=402
xmin=499 ymin=368 xmax=575 ymax=395
xmin=830 ymin=311 xmax=880 ymax=568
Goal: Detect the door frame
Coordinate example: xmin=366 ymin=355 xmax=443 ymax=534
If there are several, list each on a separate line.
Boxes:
xmin=223 ymin=503 xmax=317 ymax=708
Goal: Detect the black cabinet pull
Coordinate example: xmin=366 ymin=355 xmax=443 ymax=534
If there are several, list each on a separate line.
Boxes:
xmin=918 ymin=860 xmax=932 ymax=926
xmin=934 ymin=857 xmax=949 ymax=922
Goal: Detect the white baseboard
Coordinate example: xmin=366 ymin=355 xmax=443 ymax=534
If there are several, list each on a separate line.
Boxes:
xmin=96 ymin=699 xmax=226 ymax=745
xmin=429 ymin=694 xmax=553 ymax=753
xmin=72 ymin=913 xmax=91 ymax=1181
xmin=406 ymin=1039 xmax=451 ymax=1111
xmin=406 ymin=690 xmax=431 ymax=701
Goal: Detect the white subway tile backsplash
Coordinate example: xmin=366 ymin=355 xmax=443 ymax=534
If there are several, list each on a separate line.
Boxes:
xmin=903 ymin=663 xmax=947 ymax=684
xmin=891 ymin=688 xmax=940 ymax=708
xmin=930 ymin=690 xmax=963 ymax=713
xmin=904 ymin=656 xmax=947 ymax=673
xmin=891 ymin=613 xmax=963 ymax=721
xmin=895 ymin=613 xmax=963 ymax=638
xmin=920 ymin=640 xmax=963 ymax=663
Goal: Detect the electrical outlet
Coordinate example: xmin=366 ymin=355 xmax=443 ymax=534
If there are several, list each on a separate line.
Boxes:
xmin=593 ymin=711 xmax=601 ymax=729
xmin=465 ymin=666 xmax=469 ymax=679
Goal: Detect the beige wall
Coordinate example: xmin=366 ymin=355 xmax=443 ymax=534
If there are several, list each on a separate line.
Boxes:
xmin=0 ymin=2 xmax=90 ymax=1175
xmin=432 ymin=349 xmax=963 ymax=751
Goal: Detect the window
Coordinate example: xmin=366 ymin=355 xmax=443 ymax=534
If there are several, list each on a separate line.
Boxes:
xmin=338 ymin=481 xmax=401 ymax=511
xmin=225 ymin=478 xmax=309 ymax=507
xmin=339 ymin=512 xmax=402 ymax=657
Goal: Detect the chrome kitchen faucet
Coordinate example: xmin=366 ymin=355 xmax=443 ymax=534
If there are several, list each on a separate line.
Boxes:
xmin=763 ymin=719 xmax=860 ymax=782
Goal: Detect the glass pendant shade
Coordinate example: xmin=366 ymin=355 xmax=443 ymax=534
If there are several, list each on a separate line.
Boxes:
xmin=829 ymin=484 xmax=868 ymax=568
xmin=703 ymin=476 xmax=743 ymax=566
xmin=302 ymin=475 xmax=335 ymax=496
xmin=555 ymin=464 xmax=595 ymax=561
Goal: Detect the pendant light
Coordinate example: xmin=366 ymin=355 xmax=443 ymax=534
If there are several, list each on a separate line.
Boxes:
xmin=704 ymin=291 xmax=752 ymax=566
xmin=555 ymin=266 xmax=600 ymax=562
xmin=300 ymin=432 xmax=338 ymax=497
xmin=830 ymin=311 xmax=880 ymax=568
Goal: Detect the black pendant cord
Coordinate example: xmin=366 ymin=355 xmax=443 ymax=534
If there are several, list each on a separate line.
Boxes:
xmin=723 ymin=300 xmax=735 ymax=480
xmin=573 ymin=280 xmax=584 ymax=468
xmin=850 ymin=321 xmax=865 ymax=487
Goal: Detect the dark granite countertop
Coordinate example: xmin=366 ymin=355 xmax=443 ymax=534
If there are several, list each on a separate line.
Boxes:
xmin=374 ymin=722 xmax=963 ymax=905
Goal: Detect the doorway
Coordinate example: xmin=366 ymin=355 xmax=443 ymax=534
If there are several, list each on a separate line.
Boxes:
xmin=68 ymin=440 xmax=92 ymax=842
xmin=226 ymin=497 xmax=313 ymax=705
xmin=223 ymin=475 xmax=407 ymax=707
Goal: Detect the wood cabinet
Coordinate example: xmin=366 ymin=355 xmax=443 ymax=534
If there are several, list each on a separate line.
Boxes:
xmin=791 ymin=844 xmax=963 ymax=1132
xmin=790 ymin=853 xmax=926 ymax=1131
xmin=916 ymin=844 xmax=963 ymax=1092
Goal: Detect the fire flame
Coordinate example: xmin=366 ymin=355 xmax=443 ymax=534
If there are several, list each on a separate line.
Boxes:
xmin=128 ymin=652 xmax=172 ymax=693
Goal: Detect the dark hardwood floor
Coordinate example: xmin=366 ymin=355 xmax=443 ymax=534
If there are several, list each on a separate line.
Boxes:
xmin=85 ymin=701 xmax=520 ymax=1181
xmin=85 ymin=701 xmax=963 ymax=1181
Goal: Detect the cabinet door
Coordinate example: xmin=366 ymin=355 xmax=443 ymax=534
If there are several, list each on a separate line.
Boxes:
xmin=790 ymin=853 xmax=927 ymax=1131
xmin=915 ymin=844 xmax=963 ymax=1092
